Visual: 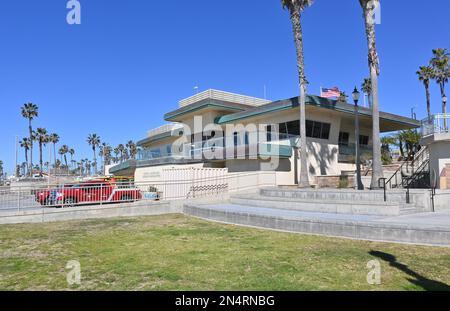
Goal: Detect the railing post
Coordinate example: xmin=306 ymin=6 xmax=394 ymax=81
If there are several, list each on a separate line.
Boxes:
xmin=378 ymin=178 xmax=387 ymax=202
xmin=17 ymin=187 xmax=20 ymax=213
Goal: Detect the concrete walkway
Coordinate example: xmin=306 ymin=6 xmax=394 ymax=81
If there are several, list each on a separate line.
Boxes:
xmin=184 ymin=203 xmax=450 ymax=247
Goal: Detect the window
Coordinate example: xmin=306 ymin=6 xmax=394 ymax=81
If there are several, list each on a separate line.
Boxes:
xmin=359 ymin=135 xmax=369 ymax=146
xmin=266 ymin=125 xmax=272 ymax=142
xmin=306 ymin=120 xmax=331 ymax=140
xmin=279 ymin=120 xmax=330 ymax=139
xmin=339 ymin=132 xmax=349 ymax=146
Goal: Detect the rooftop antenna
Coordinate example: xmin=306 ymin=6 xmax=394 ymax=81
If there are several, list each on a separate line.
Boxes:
xmin=193 ymin=86 xmax=199 ymax=94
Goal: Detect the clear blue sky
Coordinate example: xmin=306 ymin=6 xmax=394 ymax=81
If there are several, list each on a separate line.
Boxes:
xmin=0 ymin=0 xmax=448 ymax=174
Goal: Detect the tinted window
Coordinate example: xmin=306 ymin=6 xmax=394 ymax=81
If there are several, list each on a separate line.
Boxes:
xmin=339 ymin=132 xmax=349 ymax=145
xmin=359 ymin=135 xmax=369 ymax=146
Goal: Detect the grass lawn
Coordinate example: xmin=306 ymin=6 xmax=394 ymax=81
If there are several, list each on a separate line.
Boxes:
xmin=0 ymin=214 xmax=449 ymax=291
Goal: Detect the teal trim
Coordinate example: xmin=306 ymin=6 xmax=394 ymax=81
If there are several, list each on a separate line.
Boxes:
xmin=216 ymin=95 xmax=420 ymax=129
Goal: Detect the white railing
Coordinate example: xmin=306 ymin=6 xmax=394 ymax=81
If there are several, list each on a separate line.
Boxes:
xmin=0 ymin=169 xmax=277 ymax=216
xmin=179 ymin=89 xmax=271 ymax=108
xmin=0 ymin=176 xmax=228 ymax=213
xmin=421 ymin=114 xmax=450 ymax=137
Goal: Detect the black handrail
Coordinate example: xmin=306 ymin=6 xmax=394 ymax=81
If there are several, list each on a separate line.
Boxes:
xmin=384 ymin=146 xmax=429 ymax=189
xmin=378 ymin=178 xmax=387 ymax=202
xmin=405 ymin=159 xmax=430 ymax=204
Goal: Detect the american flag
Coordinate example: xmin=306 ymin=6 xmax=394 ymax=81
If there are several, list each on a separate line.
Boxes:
xmin=321 ymin=87 xmax=341 ymax=98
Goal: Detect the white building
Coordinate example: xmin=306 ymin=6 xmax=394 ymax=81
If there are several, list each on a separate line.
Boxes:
xmin=110 ymin=89 xmax=420 ymax=188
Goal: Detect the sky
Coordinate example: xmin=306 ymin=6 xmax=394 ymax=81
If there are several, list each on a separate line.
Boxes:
xmin=0 ymin=0 xmax=449 ymax=174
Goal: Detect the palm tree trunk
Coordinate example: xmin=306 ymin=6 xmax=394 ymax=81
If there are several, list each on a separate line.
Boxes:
xmin=289 ymin=8 xmax=310 ymax=188
xmin=362 ymin=1 xmax=383 ymax=189
xmin=425 ymin=82 xmax=431 ymax=119
xmin=24 ymin=149 xmax=28 ymax=176
xmin=53 ymin=143 xmax=57 ymax=172
xmin=39 ymin=142 xmax=43 ymax=175
xmin=93 ymin=147 xmax=97 ymax=175
xmin=28 ymin=120 xmax=33 ymax=177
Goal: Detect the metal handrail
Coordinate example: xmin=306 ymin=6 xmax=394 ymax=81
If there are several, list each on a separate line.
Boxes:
xmin=405 ymin=159 xmax=430 ymax=204
xmin=384 ymin=146 xmax=429 ymax=189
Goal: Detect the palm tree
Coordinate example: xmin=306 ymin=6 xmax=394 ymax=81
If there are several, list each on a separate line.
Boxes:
xmin=19 ymin=138 xmax=31 ymax=176
xmin=58 ymin=145 xmax=69 ymax=173
xmin=117 ymin=144 xmax=126 ymax=163
xmin=361 ymin=78 xmax=372 ymax=108
xmin=338 ymin=91 xmax=348 ymax=103
xmin=430 ymin=48 xmax=450 ymax=117
xmin=281 ymin=0 xmax=314 ymax=188
xmin=87 ymin=134 xmax=101 ymax=175
xmin=85 ymin=159 xmax=91 ymax=176
xmin=103 ymin=145 xmax=113 ymax=165
xmin=359 ymin=0 xmax=383 ymax=189
xmin=416 ymin=66 xmax=434 ymax=119
xmin=126 ymin=140 xmax=138 ymax=160
xmin=79 ymin=160 xmax=85 ymax=176
xmin=21 ymin=103 xmax=38 ymax=176
xmin=113 ymin=147 xmax=120 ymax=164
xmin=0 ymin=160 xmax=3 ymax=180
xmin=380 ymin=136 xmax=397 ymax=165
xmin=49 ymin=133 xmax=60 ymax=171
xmin=69 ymin=148 xmax=75 ymax=169
xmin=35 ymin=128 xmax=49 ymax=175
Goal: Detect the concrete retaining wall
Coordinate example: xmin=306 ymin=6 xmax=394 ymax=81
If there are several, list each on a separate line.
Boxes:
xmin=0 ymin=201 xmax=182 ymax=225
xmin=184 ymin=204 xmax=450 ymax=247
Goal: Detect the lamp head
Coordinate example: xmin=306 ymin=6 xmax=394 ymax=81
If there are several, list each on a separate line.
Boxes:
xmin=352 ymin=87 xmax=360 ymax=103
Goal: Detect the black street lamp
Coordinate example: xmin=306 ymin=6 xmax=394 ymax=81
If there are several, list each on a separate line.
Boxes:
xmin=444 ymin=95 xmax=448 ymax=129
xmin=353 ymin=87 xmax=364 ymax=190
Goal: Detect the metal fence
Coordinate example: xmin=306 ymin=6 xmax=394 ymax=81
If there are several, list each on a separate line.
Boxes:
xmin=421 ymin=114 xmax=450 ymax=137
xmin=0 ymin=174 xmax=228 ymax=213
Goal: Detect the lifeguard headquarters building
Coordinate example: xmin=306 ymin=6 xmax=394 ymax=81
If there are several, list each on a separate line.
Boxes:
xmin=109 ymin=89 xmax=420 ymax=187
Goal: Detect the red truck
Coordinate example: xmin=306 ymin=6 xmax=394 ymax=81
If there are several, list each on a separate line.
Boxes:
xmin=35 ymin=179 xmax=142 ymax=207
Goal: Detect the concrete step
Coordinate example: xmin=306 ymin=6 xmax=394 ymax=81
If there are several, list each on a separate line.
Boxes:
xmin=260 ymin=188 xmax=411 ymax=204
xmin=230 ymin=194 xmax=411 ymax=216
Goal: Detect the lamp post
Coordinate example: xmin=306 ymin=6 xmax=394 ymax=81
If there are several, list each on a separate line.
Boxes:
xmin=443 ymin=95 xmax=448 ymax=129
xmin=353 ymin=87 xmax=364 ymax=190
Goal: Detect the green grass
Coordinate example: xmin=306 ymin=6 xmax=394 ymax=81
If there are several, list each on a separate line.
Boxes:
xmin=0 ymin=214 xmax=449 ymax=291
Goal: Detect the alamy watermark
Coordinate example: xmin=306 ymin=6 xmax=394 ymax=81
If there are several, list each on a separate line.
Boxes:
xmin=67 ymin=0 xmax=81 ymax=25
xmin=66 ymin=260 xmax=81 ymax=286
xmin=366 ymin=259 xmax=381 ymax=285
xmin=367 ymin=0 xmax=381 ymax=25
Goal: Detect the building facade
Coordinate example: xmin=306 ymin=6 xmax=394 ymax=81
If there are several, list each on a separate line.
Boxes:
xmin=109 ymin=89 xmax=420 ymax=187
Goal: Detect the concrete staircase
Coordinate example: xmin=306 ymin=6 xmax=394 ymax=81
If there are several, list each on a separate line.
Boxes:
xmin=229 ymin=187 xmax=431 ymax=216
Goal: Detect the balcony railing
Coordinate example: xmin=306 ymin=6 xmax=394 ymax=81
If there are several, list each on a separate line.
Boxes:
xmin=421 ymin=114 xmax=450 ymax=137
xmin=338 ymin=143 xmax=373 ymax=156
xmin=136 ymin=133 xmax=297 ymax=162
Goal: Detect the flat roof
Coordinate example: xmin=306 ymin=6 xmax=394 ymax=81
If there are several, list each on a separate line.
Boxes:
xmin=164 ymin=99 xmax=250 ymax=122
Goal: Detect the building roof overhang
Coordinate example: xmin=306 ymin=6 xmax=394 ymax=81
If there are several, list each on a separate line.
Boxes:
xmin=216 ymin=95 xmax=421 ymax=132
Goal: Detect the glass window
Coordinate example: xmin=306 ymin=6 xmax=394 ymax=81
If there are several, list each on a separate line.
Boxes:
xmin=279 ymin=120 xmax=330 ymax=140
xmin=321 ymin=123 xmax=331 ymax=140
xmin=359 ymin=135 xmax=369 ymax=146
xmin=339 ymin=132 xmax=349 ymax=146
